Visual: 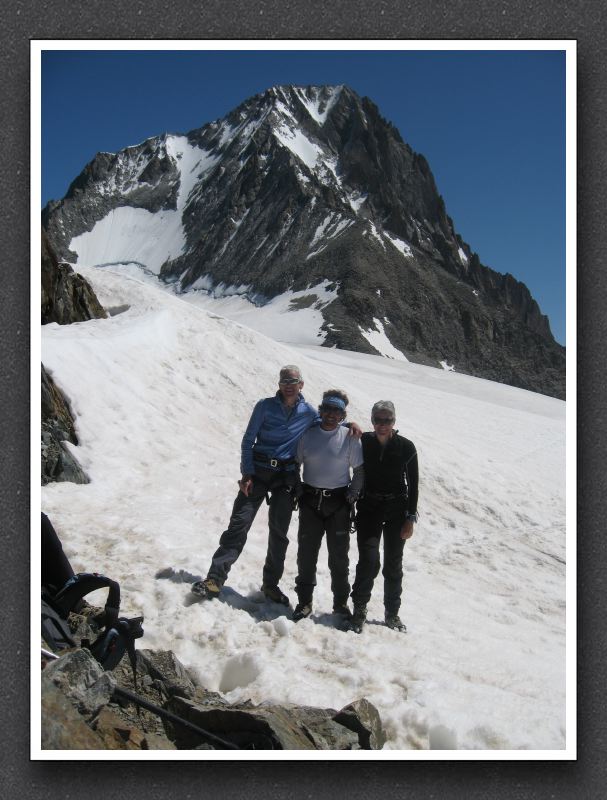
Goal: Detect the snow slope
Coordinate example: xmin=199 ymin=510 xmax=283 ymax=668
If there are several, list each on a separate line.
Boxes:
xmin=38 ymin=265 xmax=568 ymax=755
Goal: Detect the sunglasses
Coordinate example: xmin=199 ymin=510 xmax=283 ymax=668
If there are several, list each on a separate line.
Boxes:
xmin=373 ymin=417 xmax=394 ymax=425
xmin=279 ymin=378 xmax=301 ymax=385
xmin=320 ymin=405 xmax=344 ymax=413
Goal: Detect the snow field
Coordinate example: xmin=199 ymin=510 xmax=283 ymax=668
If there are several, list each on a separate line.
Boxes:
xmin=40 ymin=264 xmax=567 ymax=751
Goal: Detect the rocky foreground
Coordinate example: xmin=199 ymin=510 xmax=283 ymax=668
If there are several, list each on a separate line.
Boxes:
xmin=41 ymin=607 xmax=386 ymax=751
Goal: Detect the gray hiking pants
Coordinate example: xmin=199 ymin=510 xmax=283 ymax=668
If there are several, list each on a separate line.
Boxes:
xmin=207 ymin=467 xmax=298 ymax=587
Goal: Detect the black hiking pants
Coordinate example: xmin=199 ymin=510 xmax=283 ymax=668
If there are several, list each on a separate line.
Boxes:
xmin=351 ymin=495 xmax=407 ymax=615
xmin=295 ymin=488 xmax=351 ymax=607
xmin=208 ymin=466 xmax=298 ymax=588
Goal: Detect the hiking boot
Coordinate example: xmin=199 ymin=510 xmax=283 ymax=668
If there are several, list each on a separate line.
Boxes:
xmin=261 ymin=584 xmax=290 ymax=606
xmin=385 ymin=613 xmax=407 ymax=633
xmin=332 ymin=602 xmax=353 ymax=621
xmin=292 ymin=602 xmax=313 ymax=622
xmin=350 ymin=605 xmax=367 ymax=634
xmin=191 ymin=578 xmax=221 ymax=599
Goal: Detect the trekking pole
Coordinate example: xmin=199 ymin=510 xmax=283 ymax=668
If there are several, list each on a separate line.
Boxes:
xmin=112 ymin=685 xmax=240 ymax=750
xmin=41 ymin=648 xmax=239 ymax=750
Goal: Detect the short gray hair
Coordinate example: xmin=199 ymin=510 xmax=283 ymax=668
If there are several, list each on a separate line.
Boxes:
xmin=371 ymin=400 xmax=395 ymax=421
xmin=279 ymin=364 xmax=303 ymax=381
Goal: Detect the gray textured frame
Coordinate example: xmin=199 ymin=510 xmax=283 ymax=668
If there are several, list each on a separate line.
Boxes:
xmin=4 ymin=0 xmax=605 ymax=795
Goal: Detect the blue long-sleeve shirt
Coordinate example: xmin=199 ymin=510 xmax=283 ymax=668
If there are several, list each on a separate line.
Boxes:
xmin=240 ymin=393 xmax=319 ymax=475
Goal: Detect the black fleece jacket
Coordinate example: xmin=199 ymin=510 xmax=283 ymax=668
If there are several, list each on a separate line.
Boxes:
xmin=361 ymin=431 xmax=419 ymax=515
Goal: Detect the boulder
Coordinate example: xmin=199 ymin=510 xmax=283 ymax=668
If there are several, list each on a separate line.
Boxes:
xmin=333 ymin=697 xmax=387 ymax=749
xmin=167 ymin=696 xmax=361 ymax=750
xmin=41 ymin=682 xmax=106 ymax=749
xmin=91 ymin=707 xmax=175 ymax=750
xmin=136 ymin=648 xmax=198 ymax=699
xmin=41 ymin=649 xmax=115 ymax=717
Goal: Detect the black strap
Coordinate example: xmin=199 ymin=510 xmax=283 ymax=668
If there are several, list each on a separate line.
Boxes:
xmin=53 ymin=572 xmax=121 ymax=622
xmin=302 ymin=484 xmax=348 ymax=512
xmin=253 ymin=452 xmax=298 ymax=468
xmin=302 ymin=484 xmax=348 ymax=497
xmin=364 ymin=490 xmax=407 ymax=501
xmin=41 ymin=597 xmax=77 ymax=651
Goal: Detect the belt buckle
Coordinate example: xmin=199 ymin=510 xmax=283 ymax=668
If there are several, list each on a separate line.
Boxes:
xmin=270 ymin=458 xmax=279 ymax=468
xmin=321 ymin=489 xmax=331 ymax=497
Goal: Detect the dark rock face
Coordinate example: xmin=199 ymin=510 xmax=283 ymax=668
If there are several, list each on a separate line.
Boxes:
xmin=42 ymin=84 xmax=565 ymax=398
xmin=41 ymin=365 xmax=88 ymax=485
xmin=41 ymin=231 xmax=106 ymax=484
xmin=41 ymin=229 xmax=106 ymax=324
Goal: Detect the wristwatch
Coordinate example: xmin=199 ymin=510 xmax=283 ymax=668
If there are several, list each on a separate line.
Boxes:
xmin=405 ymin=512 xmax=419 ymax=523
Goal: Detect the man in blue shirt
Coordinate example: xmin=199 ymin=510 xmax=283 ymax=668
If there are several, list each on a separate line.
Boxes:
xmin=192 ymin=366 xmax=360 ymax=604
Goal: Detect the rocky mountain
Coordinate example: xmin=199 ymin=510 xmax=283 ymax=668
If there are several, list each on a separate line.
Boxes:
xmin=42 ymin=84 xmax=565 ymax=398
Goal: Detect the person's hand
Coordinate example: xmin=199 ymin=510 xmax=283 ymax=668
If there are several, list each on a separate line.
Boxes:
xmin=348 ymin=421 xmax=363 ymax=439
xmin=238 ymin=475 xmax=253 ymax=496
xmin=400 ymin=520 xmax=414 ymax=540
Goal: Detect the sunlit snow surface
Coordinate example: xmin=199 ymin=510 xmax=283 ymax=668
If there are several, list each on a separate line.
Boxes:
xmin=41 ymin=265 xmax=566 ymax=752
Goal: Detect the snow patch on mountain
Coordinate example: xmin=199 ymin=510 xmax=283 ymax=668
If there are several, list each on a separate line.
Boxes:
xmin=217 ymin=209 xmax=251 ymax=258
xmin=179 ymin=278 xmax=339 ymax=345
xmin=70 ymin=206 xmax=180 ymax=274
xmin=70 ymin=136 xmax=219 ymax=274
xmin=273 ymin=116 xmax=323 ymax=171
xmin=366 ymin=221 xmax=386 ymax=250
xmin=166 ymin=135 xmax=219 ymax=210
xmin=69 ymin=136 xmax=220 ymax=274
xmin=360 ymin=318 xmax=409 ymax=362
xmin=293 ymin=85 xmax=343 ymax=125
xmin=349 ymin=192 xmax=368 ymax=213
xmin=308 ymin=215 xmax=354 ymax=259
xmin=384 ymin=231 xmax=413 ymax=259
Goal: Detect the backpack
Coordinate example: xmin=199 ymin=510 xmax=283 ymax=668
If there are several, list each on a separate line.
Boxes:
xmin=41 ymin=571 xmax=144 ymax=674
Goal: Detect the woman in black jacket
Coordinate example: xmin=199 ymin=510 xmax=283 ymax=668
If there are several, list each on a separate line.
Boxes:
xmin=350 ymin=401 xmax=419 ymax=633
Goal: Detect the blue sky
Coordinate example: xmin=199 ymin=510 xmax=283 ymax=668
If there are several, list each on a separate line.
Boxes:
xmin=41 ymin=48 xmax=567 ymax=344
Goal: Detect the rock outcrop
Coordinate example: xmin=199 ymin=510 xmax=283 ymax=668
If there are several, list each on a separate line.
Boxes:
xmin=41 ymin=643 xmax=386 ymax=751
xmin=41 ymin=229 xmax=106 ymax=325
xmin=41 ymin=230 xmax=106 ymax=484
xmin=41 ymin=364 xmax=88 ymax=485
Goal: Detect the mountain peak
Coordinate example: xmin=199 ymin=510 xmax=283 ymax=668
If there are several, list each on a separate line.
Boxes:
xmin=267 ymin=83 xmax=346 ymax=125
xmin=42 ymin=84 xmax=565 ymax=398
